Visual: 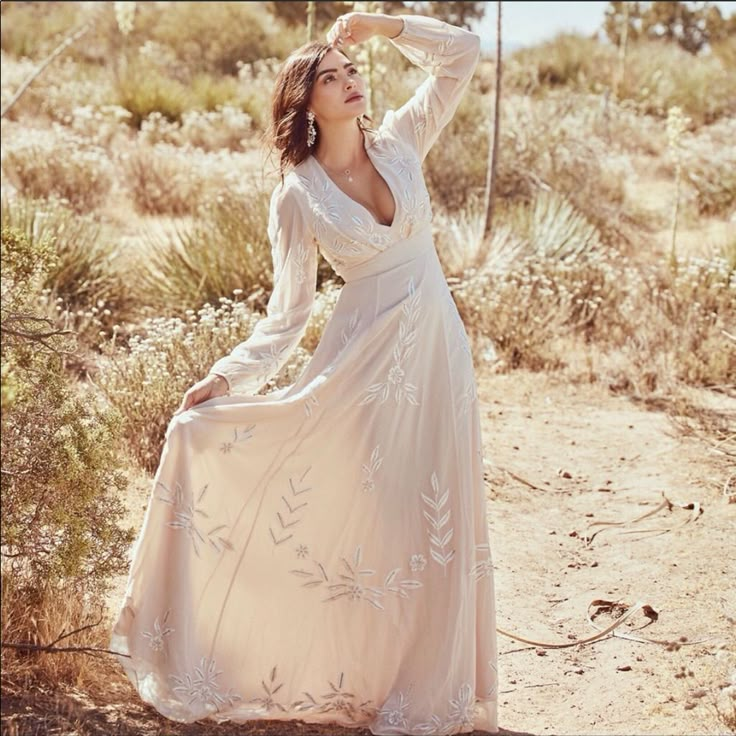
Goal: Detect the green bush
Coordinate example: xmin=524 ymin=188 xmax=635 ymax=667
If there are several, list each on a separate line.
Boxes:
xmin=132 ymin=185 xmax=337 ymax=316
xmin=1 ymin=225 xmax=134 ymax=596
xmin=1 ymin=196 xmax=137 ymax=350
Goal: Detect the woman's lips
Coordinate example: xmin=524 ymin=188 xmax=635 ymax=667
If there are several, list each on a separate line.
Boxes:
xmin=345 ymin=94 xmax=363 ymax=103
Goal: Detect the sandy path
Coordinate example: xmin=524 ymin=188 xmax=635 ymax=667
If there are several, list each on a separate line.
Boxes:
xmin=481 ymin=370 xmax=735 ymax=735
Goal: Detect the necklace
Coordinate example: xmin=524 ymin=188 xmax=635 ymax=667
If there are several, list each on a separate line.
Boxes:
xmin=316 ymin=155 xmax=357 ymax=183
xmin=315 ymin=132 xmax=367 ymax=184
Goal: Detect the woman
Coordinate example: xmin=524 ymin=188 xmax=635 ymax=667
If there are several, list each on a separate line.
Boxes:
xmin=111 ymin=10 xmax=499 ymax=735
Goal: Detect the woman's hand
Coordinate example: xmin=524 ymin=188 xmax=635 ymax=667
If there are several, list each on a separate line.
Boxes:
xmin=173 ymin=373 xmax=228 ymax=416
xmin=326 ymin=12 xmax=402 ymax=49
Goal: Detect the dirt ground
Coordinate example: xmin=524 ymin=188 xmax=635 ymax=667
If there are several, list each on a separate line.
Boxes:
xmin=6 ymin=368 xmax=731 ymax=736
xmin=478 ymin=370 xmax=734 ymax=736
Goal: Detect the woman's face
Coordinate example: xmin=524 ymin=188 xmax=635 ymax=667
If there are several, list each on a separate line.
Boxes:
xmin=309 ymin=48 xmax=366 ymax=122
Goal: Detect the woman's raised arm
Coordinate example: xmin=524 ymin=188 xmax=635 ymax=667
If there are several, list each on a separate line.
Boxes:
xmin=382 ymin=14 xmax=481 ymax=162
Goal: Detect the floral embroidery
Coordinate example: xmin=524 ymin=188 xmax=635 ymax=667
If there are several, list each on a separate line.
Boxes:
xmin=411 ymin=682 xmax=478 ymax=735
xmin=352 ymin=213 xmax=392 ymax=250
xmin=141 ymin=608 xmax=174 ymax=653
xmin=421 ymin=471 xmax=455 ymax=574
xmin=358 ymin=276 xmax=421 ymax=406
xmin=409 ymin=553 xmax=427 ymax=572
xmin=298 ymin=172 xmax=340 ymax=225
xmin=400 ymin=187 xmax=430 ymax=238
xmin=447 ymin=683 xmax=475 ymax=729
xmin=457 ymin=378 xmax=478 ymax=418
xmin=331 ymin=233 xmax=364 ymax=259
xmin=292 ymin=240 xmax=310 ymax=285
xmin=245 ymin=665 xmax=288 ymax=712
xmin=290 ymin=671 xmax=377 ymax=720
xmin=295 ymin=543 xmax=309 ymax=559
xmin=304 ymin=392 xmax=319 ymax=418
xmin=170 ymin=657 xmax=242 ymax=711
xmin=469 ymin=542 xmax=493 ymax=581
xmin=361 ymin=444 xmax=383 ymax=493
xmin=156 ymin=480 xmax=234 ymax=557
xmin=290 ymin=544 xmax=422 ymax=610
xmin=340 ymin=308 xmax=360 ymax=350
xmin=483 ymin=661 xmax=499 ymax=699
xmin=269 ymin=466 xmax=313 ymax=546
xmin=377 ymin=686 xmax=412 ymax=728
xmin=219 ymin=424 xmax=255 ymax=453
xmin=372 ymin=137 xmax=416 ymax=182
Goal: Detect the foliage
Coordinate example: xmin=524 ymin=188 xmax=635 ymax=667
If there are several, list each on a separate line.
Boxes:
xmin=1 ymin=570 xmax=122 ymax=695
xmin=506 ymin=32 xmax=736 ymax=126
xmin=1 ymin=196 xmax=136 ymax=350
xmin=269 ymin=1 xmax=487 ymax=30
xmin=451 ymin=210 xmax=735 ymax=387
xmin=604 ymin=1 xmax=736 ymax=54
xmin=1 ymin=225 xmax=134 ymax=596
xmin=1 ymin=124 xmax=113 ymax=214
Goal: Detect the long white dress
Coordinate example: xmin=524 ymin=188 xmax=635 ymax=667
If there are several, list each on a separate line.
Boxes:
xmin=110 ymin=13 xmax=499 ymax=735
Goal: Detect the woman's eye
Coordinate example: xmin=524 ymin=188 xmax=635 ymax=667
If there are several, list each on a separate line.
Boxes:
xmin=324 ymin=68 xmax=358 ymax=83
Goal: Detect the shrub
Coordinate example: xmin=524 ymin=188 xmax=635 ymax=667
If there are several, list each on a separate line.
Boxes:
xmin=112 ymin=54 xmax=195 ymax=129
xmin=145 ymin=1 xmax=283 ymax=76
xmin=1 ymin=225 xmax=134 ymax=596
xmin=119 ymin=141 xmax=207 ymax=217
xmin=1 ymin=124 xmax=113 ymax=214
xmin=131 ymin=184 xmax=274 ymax=311
xmin=505 ymin=33 xmax=736 ymax=126
xmin=450 ymin=199 xmax=735 ymax=389
xmin=1 ymin=196 xmax=136 ymax=351
xmin=1 ymin=570 xmax=122 ymax=697
xmin=682 ymin=118 xmax=736 ymax=218
xmin=139 ymin=106 xmax=254 ymax=152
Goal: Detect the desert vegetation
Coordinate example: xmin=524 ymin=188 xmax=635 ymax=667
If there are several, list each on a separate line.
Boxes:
xmin=1 ymin=1 xmax=734 ymax=734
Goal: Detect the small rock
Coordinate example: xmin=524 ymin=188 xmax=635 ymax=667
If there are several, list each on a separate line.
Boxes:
xmin=617 ymin=665 xmax=632 ymax=672
xmin=569 ymin=530 xmax=578 ymax=537
xmin=536 ymin=649 xmax=547 ymax=656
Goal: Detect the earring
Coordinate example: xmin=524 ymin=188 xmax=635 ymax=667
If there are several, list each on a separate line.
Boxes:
xmin=306 ymin=110 xmax=316 ymax=147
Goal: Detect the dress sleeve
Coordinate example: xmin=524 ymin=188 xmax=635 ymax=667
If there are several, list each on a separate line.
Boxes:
xmin=383 ymin=14 xmax=481 ymax=162
xmin=207 ymin=183 xmax=318 ymax=396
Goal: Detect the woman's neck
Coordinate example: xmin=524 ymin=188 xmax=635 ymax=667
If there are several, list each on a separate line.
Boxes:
xmin=313 ymin=118 xmax=368 ymax=171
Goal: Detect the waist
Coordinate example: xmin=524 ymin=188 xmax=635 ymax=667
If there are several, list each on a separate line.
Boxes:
xmin=338 ymin=222 xmax=433 ymax=284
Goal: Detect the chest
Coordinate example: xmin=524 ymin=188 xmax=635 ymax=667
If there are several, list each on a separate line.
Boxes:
xmin=336 ymin=158 xmax=396 ymax=228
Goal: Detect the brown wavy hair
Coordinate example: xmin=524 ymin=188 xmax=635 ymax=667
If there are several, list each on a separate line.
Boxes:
xmin=264 ymin=41 xmax=377 ymax=188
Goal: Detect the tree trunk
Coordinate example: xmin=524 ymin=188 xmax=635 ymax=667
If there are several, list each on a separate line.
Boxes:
xmin=478 ymin=0 xmax=502 ymax=266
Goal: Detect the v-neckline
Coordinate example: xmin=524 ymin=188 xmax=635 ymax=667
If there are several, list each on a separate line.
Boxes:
xmin=310 ymin=131 xmax=398 ymax=231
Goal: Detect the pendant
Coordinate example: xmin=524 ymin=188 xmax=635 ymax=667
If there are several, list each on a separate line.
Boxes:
xmin=345 ymin=168 xmax=353 ymax=183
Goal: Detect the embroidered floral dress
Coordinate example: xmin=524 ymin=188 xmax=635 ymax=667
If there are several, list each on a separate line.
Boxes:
xmin=110 ymin=13 xmax=498 ymax=736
